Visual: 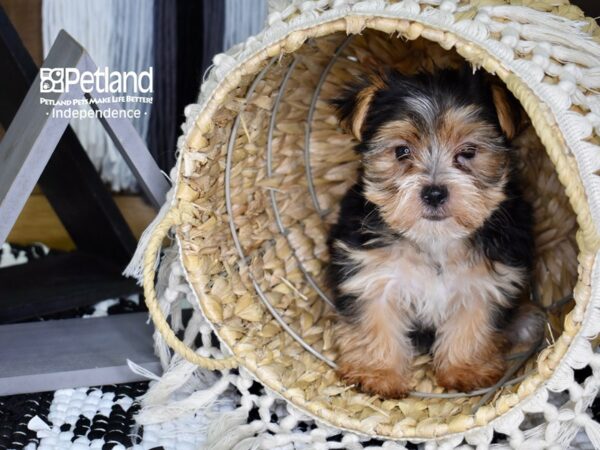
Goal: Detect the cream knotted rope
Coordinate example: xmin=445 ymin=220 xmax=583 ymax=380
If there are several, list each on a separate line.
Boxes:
xmin=143 ymin=209 xmax=239 ymax=370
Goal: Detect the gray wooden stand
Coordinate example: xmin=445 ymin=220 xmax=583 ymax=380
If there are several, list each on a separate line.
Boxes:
xmin=0 ymin=313 xmax=160 ymax=396
xmin=0 ymin=29 xmax=169 ymax=243
xmin=0 ymin=28 xmax=167 ymax=394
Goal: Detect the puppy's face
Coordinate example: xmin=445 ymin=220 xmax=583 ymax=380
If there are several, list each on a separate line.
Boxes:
xmin=332 ymin=69 xmax=518 ymax=242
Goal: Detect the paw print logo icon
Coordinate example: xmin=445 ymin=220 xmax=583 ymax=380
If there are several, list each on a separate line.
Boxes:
xmin=40 ymin=68 xmax=65 ymax=93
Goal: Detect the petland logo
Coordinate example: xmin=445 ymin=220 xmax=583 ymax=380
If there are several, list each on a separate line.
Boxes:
xmin=40 ymin=67 xmax=153 ymax=94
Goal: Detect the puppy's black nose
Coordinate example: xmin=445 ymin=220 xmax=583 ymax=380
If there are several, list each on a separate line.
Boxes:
xmin=421 ymin=185 xmax=448 ymax=207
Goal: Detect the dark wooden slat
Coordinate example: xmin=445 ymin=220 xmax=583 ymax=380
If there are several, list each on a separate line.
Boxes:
xmin=0 ymin=252 xmax=140 ymax=323
xmin=0 ymin=313 xmax=160 ymax=395
xmin=0 ymin=7 xmax=137 ymax=265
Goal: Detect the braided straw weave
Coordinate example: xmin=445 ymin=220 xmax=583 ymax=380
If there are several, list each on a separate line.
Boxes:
xmin=137 ymin=0 xmax=600 ymax=441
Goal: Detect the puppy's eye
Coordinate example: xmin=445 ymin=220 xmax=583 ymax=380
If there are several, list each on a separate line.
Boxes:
xmin=455 ymin=146 xmax=477 ymax=165
xmin=394 ymin=145 xmax=411 ymax=161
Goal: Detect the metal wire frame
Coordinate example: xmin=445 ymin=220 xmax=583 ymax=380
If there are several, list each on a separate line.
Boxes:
xmin=266 ymin=56 xmax=336 ymax=310
xmin=225 ymin=57 xmax=337 ymax=369
xmin=471 ymin=337 xmax=544 ymax=411
xmin=222 ymin=36 xmax=565 ymax=401
xmin=304 ymin=35 xmax=354 ymax=217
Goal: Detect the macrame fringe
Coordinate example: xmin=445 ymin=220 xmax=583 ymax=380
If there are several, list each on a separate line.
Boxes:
xmin=127 ymin=359 xmax=162 ymax=382
xmin=583 ymin=414 xmax=600 ymax=449
xmin=481 ymin=5 xmax=588 ymax=32
xmin=137 ymin=376 xmax=233 ymax=425
xmin=123 ymin=162 xmax=178 ymax=283
xmin=122 ymin=194 xmax=173 ymax=283
xmin=204 ymin=408 xmax=256 ymax=450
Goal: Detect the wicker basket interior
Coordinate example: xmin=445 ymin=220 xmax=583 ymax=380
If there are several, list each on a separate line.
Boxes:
xmin=177 ymin=29 xmax=580 ymax=438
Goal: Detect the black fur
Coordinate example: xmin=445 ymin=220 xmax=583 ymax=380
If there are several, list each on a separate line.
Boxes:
xmin=475 ymin=177 xmax=535 ymax=331
xmin=331 ymin=67 xmax=510 ymax=148
xmin=473 ymin=179 xmax=534 ymax=271
xmin=409 ymin=326 xmax=437 ymax=355
xmin=326 ymin=179 xmax=393 ymax=320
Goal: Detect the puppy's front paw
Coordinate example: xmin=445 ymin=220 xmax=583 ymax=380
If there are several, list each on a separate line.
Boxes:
xmin=338 ymin=365 xmax=411 ymax=398
xmin=435 ymin=359 xmax=505 ymax=392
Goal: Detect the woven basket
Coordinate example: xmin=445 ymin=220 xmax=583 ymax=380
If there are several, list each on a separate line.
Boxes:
xmin=134 ymin=0 xmax=600 ymax=442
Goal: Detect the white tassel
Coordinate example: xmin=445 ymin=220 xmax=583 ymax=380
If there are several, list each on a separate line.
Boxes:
xmin=123 ymin=162 xmax=178 ymax=284
xmin=232 ymin=436 xmax=266 ymax=450
xmin=520 ymin=25 xmax=600 ymax=59
xmin=492 ymin=407 xmax=525 ymax=435
xmin=465 ymin=426 xmax=493 ymax=447
xmin=481 ymin=4 xmax=600 ymax=66
xmin=153 ymin=326 xmax=173 ymax=371
xmin=521 ymin=388 xmax=549 ymax=413
xmin=122 ymin=193 xmax=173 ymax=283
xmin=127 ymin=359 xmax=162 ymax=382
xmin=137 ymin=375 xmax=234 ymax=425
xmin=566 ymin=338 xmax=595 ymax=370
xmin=205 ymin=408 xmax=261 ymax=450
xmin=482 ymin=5 xmax=587 ymax=34
xmin=576 ymin=414 xmax=600 ymax=449
xmin=552 ymin=46 xmax=600 ymax=68
xmin=547 ymin=365 xmax=576 ymax=392
xmin=388 ymin=0 xmax=421 ymax=15
xmin=585 ymin=421 xmax=600 ymax=450
xmin=152 ymin=246 xmax=187 ymax=370
xmin=141 ymin=358 xmax=200 ymax=407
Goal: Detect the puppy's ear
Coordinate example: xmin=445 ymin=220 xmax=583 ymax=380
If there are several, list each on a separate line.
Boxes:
xmin=330 ymin=73 xmax=386 ymax=141
xmin=461 ymin=67 xmax=522 ymax=140
xmin=491 ymin=83 xmax=520 ymax=141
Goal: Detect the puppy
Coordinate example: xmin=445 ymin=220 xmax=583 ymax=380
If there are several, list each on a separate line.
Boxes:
xmin=327 ymin=68 xmax=540 ymax=398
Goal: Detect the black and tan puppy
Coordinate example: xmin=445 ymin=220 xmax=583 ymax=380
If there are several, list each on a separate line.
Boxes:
xmin=327 ymin=68 xmax=541 ymax=398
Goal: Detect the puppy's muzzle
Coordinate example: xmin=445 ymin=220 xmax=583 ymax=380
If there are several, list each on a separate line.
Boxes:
xmin=421 ymin=185 xmax=448 ymax=208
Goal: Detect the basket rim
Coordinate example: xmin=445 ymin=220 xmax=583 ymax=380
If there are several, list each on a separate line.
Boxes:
xmin=168 ymin=4 xmax=600 ymax=442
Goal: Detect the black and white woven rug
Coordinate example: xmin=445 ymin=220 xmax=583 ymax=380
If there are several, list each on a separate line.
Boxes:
xmin=0 ymin=244 xmax=154 ymax=450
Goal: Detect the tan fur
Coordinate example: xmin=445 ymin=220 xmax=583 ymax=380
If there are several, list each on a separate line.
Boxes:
xmin=433 ymin=299 xmax=507 ymax=391
xmin=491 ymin=84 xmax=517 ymax=140
xmin=336 ymin=295 xmax=413 ymax=397
xmin=362 ymin=107 xmax=509 ymax=241
xmin=342 ymin=73 xmax=387 ymax=141
xmin=335 ymin=238 xmax=525 ymax=396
